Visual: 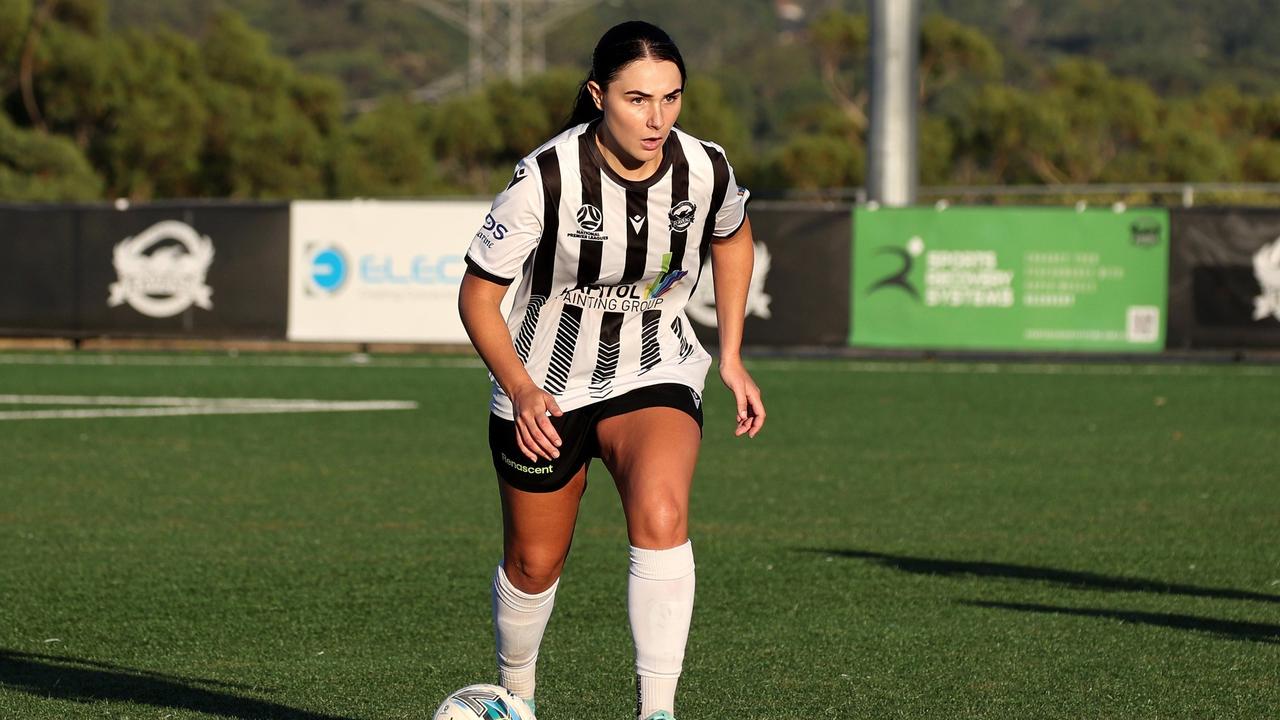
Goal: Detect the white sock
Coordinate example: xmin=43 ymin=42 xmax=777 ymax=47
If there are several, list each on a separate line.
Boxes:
xmin=628 ymin=540 xmax=695 ymax=720
xmin=492 ymin=564 xmax=558 ymax=704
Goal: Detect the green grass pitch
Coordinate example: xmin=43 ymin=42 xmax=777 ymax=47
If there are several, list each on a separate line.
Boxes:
xmin=1 ymin=352 xmax=1276 ymax=719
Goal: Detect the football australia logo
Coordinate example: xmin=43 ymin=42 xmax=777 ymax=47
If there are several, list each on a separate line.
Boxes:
xmin=569 ymin=204 xmax=608 ymax=242
xmin=108 ymin=220 xmax=214 ymax=318
xmin=1251 ymin=236 xmax=1280 ymax=322
xmin=576 ymin=204 xmax=603 ymax=232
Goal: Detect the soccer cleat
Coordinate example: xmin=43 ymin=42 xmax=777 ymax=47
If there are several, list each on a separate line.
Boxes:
xmin=526 ymin=699 xmax=536 ymax=716
xmin=642 ymin=712 xmax=675 ymax=720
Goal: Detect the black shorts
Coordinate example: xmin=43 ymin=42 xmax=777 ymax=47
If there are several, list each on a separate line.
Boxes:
xmin=488 ymin=383 xmax=703 ymax=493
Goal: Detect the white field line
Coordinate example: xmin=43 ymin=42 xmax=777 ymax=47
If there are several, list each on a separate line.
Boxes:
xmin=0 ymin=394 xmax=412 ymax=407
xmin=0 ymin=353 xmax=485 ymax=370
xmin=746 ymin=359 xmax=1280 ymax=377
xmin=1 ymin=352 xmax=1278 ymax=376
xmin=0 ymin=396 xmax=417 ymax=421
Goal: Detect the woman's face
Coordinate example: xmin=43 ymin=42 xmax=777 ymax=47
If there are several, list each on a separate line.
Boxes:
xmin=590 ymin=58 xmax=683 ymax=167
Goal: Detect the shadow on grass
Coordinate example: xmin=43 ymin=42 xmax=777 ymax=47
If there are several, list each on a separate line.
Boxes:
xmin=0 ymin=649 xmax=362 ymax=720
xmin=807 ymin=548 xmax=1280 ymax=604
xmin=961 ymin=601 xmax=1280 ymax=645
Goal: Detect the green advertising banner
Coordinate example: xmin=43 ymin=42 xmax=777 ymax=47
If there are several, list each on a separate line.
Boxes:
xmin=851 ymin=207 xmax=1169 ymax=351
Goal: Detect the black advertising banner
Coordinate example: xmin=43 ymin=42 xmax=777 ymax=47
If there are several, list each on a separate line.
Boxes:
xmin=75 ymin=203 xmax=290 ymax=338
xmin=1169 ymin=208 xmax=1280 ymax=349
xmin=684 ymin=202 xmax=852 ymax=347
xmin=0 ymin=206 xmax=77 ymax=333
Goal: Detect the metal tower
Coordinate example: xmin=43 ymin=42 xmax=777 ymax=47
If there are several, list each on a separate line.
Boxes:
xmin=404 ymin=0 xmax=602 ymax=90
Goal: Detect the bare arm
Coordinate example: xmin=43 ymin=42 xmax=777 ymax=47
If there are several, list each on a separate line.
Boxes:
xmin=709 ymin=215 xmax=766 ymax=437
xmin=458 ymin=272 xmax=563 ymax=461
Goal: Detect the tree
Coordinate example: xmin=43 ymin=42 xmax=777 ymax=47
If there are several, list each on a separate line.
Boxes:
xmin=22 ymin=0 xmax=113 ymax=139
xmin=1146 ymin=117 xmax=1236 ymax=182
xmin=332 ymin=97 xmax=438 ymax=198
xmin=919 ymin=14 xmax=1002 ymax=102
xmin=1242 ymin=141 xmax=1280 ymax=182
xmin=94 ymin=29 xmax=208 ymax=198
xmin=677 ymin=75 xmax=751 ymax=174
xmin=951 ymin=82 xmax=1054 ymax=184
xmin=485 ymin=77 xmax=561 ymax=162
xmin=0 ymin=110 xmax=101 ymax=200
xmin=946 ymin=60 xmax=1168 ymax=185
xmin=193 ymin=10 xmax=340 ymax=198
xmin=425 ymin=91 xmax=504 ymax=194
xmin=0 ymin=0 xmax=32 ymax=92
xmin=770 ymin=132 xmax=864 ymax=191
xmin=810 ymin=9 xmax=869 ymax=132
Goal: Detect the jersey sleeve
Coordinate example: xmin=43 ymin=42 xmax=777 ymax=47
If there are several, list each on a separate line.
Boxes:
xmin=712 ymin=160 xmax=751 ymax=238
xmin=465 ymin=158 xmax=544 ymax=285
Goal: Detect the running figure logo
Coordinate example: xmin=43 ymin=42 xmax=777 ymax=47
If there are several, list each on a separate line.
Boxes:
xmin=685 ymin=242 xmax=772 ymax=327
xmin=1252 ymin=236 xmax=1280 ymax=321
xmin=869 ymin=236 xmax=925 ymax=299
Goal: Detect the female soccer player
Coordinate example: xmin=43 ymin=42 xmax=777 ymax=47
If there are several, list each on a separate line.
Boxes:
xmin=458 ymin=20 xmax=765 ymax=720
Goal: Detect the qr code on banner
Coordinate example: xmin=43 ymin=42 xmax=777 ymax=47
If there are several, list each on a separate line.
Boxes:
xmin=1126 ymin=306 xmax=1160 ymax=343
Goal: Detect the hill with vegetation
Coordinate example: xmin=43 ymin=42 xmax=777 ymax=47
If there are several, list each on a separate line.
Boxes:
xmin=106 ymin=0 xmax=1280 ymax=100
xmin=3 ymin=0 xmax=1279 ymax=201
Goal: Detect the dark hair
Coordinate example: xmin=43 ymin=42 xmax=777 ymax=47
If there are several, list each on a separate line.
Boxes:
xmin=562 ymin=21 xmax=687 ymax=132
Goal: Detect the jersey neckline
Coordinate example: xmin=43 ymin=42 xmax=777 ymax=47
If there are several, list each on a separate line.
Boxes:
xmin=583 ymin=119 xmax=676 ymax=191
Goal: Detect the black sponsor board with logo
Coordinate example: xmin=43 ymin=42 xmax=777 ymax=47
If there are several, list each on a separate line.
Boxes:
xmin=0 ymin=206 xmax=78 ymax=333
xmin=684 ymin=202 xmax=851 ymax=347
xmin=74 ymin=203 xmax=290 ymax=337
xmin=1169 ymin=208 xmax=1280 ymax=348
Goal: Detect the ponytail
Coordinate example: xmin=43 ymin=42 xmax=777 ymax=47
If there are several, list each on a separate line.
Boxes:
xmin=562 ymin=74 xmax=603 ymax=132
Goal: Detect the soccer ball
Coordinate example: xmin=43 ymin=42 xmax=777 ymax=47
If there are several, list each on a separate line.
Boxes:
xmin=433 ymin=684 xmax=535 ymax=720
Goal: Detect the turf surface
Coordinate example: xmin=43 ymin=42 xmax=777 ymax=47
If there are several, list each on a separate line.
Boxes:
xmin=0 ymin=353 xmax=1276 ymax=719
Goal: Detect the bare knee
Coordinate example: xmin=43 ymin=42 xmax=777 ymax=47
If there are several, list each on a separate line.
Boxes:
xmin=626 ymin=499 xmax=687 ymax=549
xmin=503 ymin=550 xmax=566 ymax=594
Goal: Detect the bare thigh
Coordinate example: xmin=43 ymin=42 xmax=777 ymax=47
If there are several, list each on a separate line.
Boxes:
xmin=499 ymin=463 xmax=588 ymax=594
xmin=596 ymin=407 xmax=701 ymax=550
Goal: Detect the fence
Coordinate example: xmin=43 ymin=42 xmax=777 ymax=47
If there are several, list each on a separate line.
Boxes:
xmin=2 ymin=199 xmax=1279 ymax=352
xmin=779 ymin=183 xmax=1280 ymax=208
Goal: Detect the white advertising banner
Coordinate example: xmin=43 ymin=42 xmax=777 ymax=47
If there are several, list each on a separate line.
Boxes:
xmin=288 ymin=200 xmax=506 ymax=343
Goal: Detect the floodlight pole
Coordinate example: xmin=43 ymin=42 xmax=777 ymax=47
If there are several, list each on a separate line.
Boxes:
xmin=509 ymin=0 xmax=524 ymax=81
xmin=867 ymin=0 xmax=920 ymax=207
xmin=469 ymin=0 xmax=484 ymax=87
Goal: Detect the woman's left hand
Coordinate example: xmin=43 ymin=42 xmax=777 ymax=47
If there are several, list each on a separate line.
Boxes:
xmin=719 ymin=358 xmax=765 ymax=438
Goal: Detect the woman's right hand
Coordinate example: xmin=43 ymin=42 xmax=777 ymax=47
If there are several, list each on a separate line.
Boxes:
xmin=510 ymin=383 xmax=564 ymax=462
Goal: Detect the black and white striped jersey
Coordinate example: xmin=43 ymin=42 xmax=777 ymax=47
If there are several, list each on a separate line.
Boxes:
xmin=465 ymin=120 xmax=750 ymax=420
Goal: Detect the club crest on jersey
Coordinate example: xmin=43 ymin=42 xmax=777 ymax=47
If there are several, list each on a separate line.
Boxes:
xmin=669 ymin=200 xmax=697 ymax=232
xmin=576 ymin=205 xmax=604 ymax=232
